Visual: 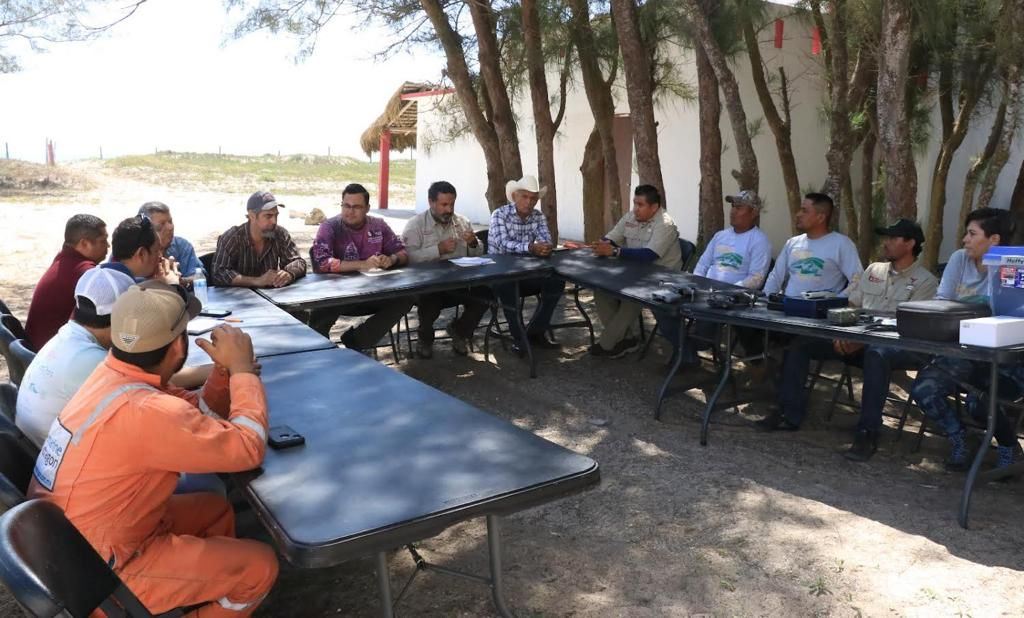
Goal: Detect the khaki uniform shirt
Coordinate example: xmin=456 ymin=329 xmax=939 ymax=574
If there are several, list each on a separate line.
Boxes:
xmin=846 ymin=260 xmax=938 ymax=311
xmin=402 ymin=210 xmax=484 ymax=263
xmin=605 ymin=209 xmax=683 ymax=270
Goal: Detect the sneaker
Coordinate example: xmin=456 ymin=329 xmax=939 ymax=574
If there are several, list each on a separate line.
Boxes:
xmin=754 ymin=411 xmax=800 ymax=432
xmin=445 ymin=322 xmax=470 ymax=356
xmin=609 ymin=337 xmax=641 ymax=359
xmin=944 ymin=429 xmax=969 ymax=472
xmin=416 ymin=340 xmax=433 ymax=359
xmin=844 ymin=429 xmax=878 ymax=462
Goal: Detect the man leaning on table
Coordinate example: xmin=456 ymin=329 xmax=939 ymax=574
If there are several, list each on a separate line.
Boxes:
xmin=29 ymin=280 xmax=277 ymax=616
xmin=589 ymin=184 xmax=682 ymax=358
xmin=402 ymin=180 xmax=491 ymax=358
xmin=308 ymin=183 xmax=413 ymax=351
xmin=756 ymin=219 xmax=937 ymax=463
xmin=211 ymin=190 xmax=307 ymax=288
xmin=488 ymin=175 xmax=566 ymax=356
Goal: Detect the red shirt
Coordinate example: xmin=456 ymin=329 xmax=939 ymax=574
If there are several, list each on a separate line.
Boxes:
xmin=24 ymin=246 xmax=96 ymax=350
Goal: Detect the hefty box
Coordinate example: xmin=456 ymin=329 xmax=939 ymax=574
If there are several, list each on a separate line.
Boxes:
xmin=959 ymin=316 xmax=1024 ymax=347
xmin=983 ymin=246 xmax=1024 ymax=317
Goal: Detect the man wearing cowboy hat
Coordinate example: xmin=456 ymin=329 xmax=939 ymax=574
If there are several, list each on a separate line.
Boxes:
xmin=488 ymin=175 xmax=566 ymax=354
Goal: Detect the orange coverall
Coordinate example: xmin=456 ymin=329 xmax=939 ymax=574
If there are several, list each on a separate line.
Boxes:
xmin=29 ymin=355 xmax=278 ymax=617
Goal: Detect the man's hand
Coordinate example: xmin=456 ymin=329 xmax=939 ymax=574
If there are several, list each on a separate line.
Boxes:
xmin=461 ymin=229 xmax=478 ymax=246
xmin=195 ymin=325 xmax=256 ymax=375
xmin=253 ymin=271 xmax=278 ymax=288
xmin=271 ymin=270 xmax=293 ymax=288
xmin=438 ymin=237 xmax=457 ymax=255
xmin=529 ymin=241 xmax=553 ymax=257
xmin=832 ymin=339 xmax=864 ymax=357
xmin=592 ymin=240 xmax=615 ymax=257
xmin=157 ymin=257 xmax=181 ymax=286
xmin=325 ymin=257 xmax=342 ymax=273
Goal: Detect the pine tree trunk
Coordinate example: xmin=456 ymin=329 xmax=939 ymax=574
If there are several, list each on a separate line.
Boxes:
xmin=695 ymin=38 xmax=723 ymax=247
xmin=820 ymin=0 xmax=851 ymax=211
xmin=684 ymin=0 xmax=758 ymax=192
xmin=960 ymin=98 xmax=1008 ymax=228
xmin=976 ymin=74 xmax=1021 ymax=210
xmin=467 ymin=0 xmax=523 ymax=182
xmin=418 ymin=0 xmax=507 ymax=209
xmin=567 ymin=0 xmax=623 ymax=223
xmin=522 ymin=0 xmax=559 ymax=241
xmin=581 ymin=127 xmax=607 ymax=242
xmin=858 ymin=123 xmax=877 ymax=262
xmin=876 ymin=0 xmax=917 ymax=221
xmin=610 ymin=0 xmax=664 ymax=194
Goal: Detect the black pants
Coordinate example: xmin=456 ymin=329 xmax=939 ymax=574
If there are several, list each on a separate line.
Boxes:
xmin=308 ymin=299 xmax=414 ymax=350
xmin=416 ymin=289 xmax=492 ymax=343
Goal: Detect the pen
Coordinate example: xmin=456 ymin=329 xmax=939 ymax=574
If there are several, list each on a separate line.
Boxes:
xmin=222 ymin=318 xmax=243 ymax=323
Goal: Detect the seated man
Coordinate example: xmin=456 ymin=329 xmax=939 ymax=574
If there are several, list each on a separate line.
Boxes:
xmin=17 ymin=266 xmax=136 ymax=446
xmin=24 ymin=214 xmax=108 ymax=350
xmin=103 ymin=215 xmax=179 ymax=283
xmin=30 ymin=282 xmax=277 ymax=616
xmin=211 ymin=191 xmax=307 ymax=288
xmin=659 ymin=190 xmax=772 ymax=364
xmin=402 ymin=180 xmax=490 ymax=358
xmin=911 ymin=207 xmax=1022 ymax=471
xmin=489 ymin=175 xmax=566 ymax=355
xmin=309 ymin=183 xmax=412 ymax=351
xmin=758 ymin=220 xmax=938 ymax=463
xmin=763 ymin=192 xmax=863 ymax=298
xmin=139 ymin=201 xmax=202 ymax=282
xmin=589 ymin=184 xmax=681 ymax=358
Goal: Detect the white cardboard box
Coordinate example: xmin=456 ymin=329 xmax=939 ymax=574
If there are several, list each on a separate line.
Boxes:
xmin=959 ymin=316 xmax=1024 ymax=347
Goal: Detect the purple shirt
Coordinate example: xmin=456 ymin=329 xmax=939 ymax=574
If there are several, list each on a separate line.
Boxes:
xmin=311 ymin=215 xmax=405 ymax=272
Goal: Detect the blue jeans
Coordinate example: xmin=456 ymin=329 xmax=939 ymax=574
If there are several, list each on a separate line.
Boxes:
xmin=176 ymin=473 xmax=227 ymax=496
xmin=777 ymin=337 xmax=851 ymax=426
xmin=492 ymin=277 xmax=566 ymax=341
xmin=910 ymin=358 xmax=1023 ymax=447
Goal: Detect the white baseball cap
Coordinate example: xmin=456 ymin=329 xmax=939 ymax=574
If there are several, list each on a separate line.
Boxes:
xmin=74 ymin=266 xmax=136 ymax=318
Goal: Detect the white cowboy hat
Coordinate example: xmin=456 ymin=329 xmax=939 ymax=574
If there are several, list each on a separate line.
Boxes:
xmin=505 ymin=175 xmax=548 ymax=203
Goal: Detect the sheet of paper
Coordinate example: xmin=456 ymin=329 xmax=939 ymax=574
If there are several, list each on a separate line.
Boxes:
xmin=449 ymin=257 xmax=496 ymax=267
xmin=360 ymin=268 xmax=405 ymax=276
xmin=187 ymin=317 xmax=220 ymax=335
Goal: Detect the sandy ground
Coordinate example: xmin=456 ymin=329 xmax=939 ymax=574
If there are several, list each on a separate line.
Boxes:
xmin=1 ymin=167 xmax=1024 ymax=617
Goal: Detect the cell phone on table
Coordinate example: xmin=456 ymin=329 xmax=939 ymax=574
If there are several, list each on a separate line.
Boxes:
xmin=268 ymin=425 xmax=305 ymax=449
xmin=200 ymin=308 xmax=232 ymax=318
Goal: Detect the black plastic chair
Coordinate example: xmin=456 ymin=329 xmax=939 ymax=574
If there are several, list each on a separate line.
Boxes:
xmin=0 ymin=431 xmax=35 ymax=500
xmin=0 ymin=381 xmax=15 ymax=423
xmin=679 ymin=238 xmax=697 ymax=272
xmin=7 ymin=340 xmax=34 ymax=387
xmin=0 ymin=325 xmax=17 ymax=382
xmin=1 ymin=315 xmax=26 ymax=343
xmin=198 ymin=252 xmax=215 ymax=277
xmin=0 ymin=299 xmax=12 ymax=318
xmin=0 ymin=499 xmax=185 ymax=617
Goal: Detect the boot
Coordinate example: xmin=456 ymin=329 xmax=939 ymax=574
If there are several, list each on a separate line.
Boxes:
xmin=944 ymin=429 xmax=969 ymax=472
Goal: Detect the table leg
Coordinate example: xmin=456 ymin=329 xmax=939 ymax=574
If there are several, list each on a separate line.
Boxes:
xmin=959 ymin=362 xmax=1000 ymax=529
xmin=513 ymin=280 xmax=537 ymax=379
xmin=701 ymin=324 xmax=734 ymax=447
xmin=571 ymin=285 xmax=596 ymax=346
xmin=487 ymin=515 xmax=514 ymax=618
xmin=375 ymin=551 xmax=395 ymax=618
xmin=654 ymin=314 xmax=686 ymax=421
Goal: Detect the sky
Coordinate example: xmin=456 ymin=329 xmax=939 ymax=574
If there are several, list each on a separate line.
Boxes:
xmin=0 ymin=0 xmax=447 ymax=163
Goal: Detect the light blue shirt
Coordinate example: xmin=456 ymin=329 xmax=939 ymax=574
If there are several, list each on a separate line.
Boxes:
xmin=763 ymin=232 xmax=863 ymax=297
xmin=694 ymin=226 xmax=772 ymax=289
xmin=166 ymin=236 xmax=201 ymax=277
xmin=936 ymin=248 xmax=991 ymax=303
xmin=16 ymin=321 xmax=108 ymax=447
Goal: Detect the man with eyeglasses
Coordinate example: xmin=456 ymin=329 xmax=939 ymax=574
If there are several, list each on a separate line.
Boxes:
xmin=30 ymin=281 xmax=278 ymax=616
xmin=138 ymin=201 xmax=202 ymax=282
xmin=308 ymin=183 xmax=412 ymax=351
xmin=102 ymin=215 xmax=182 ymax=285
xmin=211 ymin=191 xmax=307 ymax=288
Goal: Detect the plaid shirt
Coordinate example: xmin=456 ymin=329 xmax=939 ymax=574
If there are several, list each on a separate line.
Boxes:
xmin=487 ymin=204 xmax=551 ymax=255
xmin=211 ymin=222 xmax=307 ymax=286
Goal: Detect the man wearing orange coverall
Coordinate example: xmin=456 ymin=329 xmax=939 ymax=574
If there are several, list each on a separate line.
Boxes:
xmin=29 ymin=280 xmax=277 ymax=616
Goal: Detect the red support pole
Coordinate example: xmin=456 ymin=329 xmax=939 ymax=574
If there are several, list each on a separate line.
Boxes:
xmin=774 ymin=19 xmax=784 ymax=49
xmin=378 ymin=129 xmax=391 ymax=210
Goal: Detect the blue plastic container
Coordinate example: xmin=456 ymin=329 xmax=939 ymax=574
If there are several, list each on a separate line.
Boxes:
xmin=983 ymin=246 xmax=1024 ymax=317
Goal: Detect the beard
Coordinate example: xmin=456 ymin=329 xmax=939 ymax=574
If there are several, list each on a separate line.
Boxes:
xmin=261 ymin=228 xmax=276 ymax=239
xmin=431 ymin=212 xmax=452 ymax=224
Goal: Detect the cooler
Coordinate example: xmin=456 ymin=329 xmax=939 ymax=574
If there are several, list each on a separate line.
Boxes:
xmin=983 ymin=246 xmax=1024 ymax=317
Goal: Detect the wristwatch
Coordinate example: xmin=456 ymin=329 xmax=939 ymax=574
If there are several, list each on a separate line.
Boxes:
xmin=614 ymin=246 xmax=621 ymax=258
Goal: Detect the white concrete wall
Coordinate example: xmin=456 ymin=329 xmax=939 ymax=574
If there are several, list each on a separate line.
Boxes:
xmin=414 ymin=5 xmax=1023 ymax=262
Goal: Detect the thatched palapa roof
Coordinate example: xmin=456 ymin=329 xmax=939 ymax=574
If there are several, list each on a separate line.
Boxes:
xmin=360 ymin=82 xmax=436 ymax=156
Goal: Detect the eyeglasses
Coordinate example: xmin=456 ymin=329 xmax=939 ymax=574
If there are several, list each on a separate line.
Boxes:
xmin=168 ymin=284 xmax=191 ymax=334
xmin=341 ymin=203 xmax=366 ymax=211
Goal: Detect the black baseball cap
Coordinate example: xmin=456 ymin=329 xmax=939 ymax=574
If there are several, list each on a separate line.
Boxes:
xmin=247 ymin=191 xmax=283 ymax=212
xmin=876 ymin=219 xmax=925 ymax=245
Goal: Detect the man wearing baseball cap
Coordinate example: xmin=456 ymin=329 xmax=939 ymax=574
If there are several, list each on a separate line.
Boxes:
xmin=29 ymin=281 xmax=278 ymax=615
xmin=761 ymin=218 xmax=938 ymax=462
xmin=211 ymin=190 xmax=306 ymax=288
xmin=16 ymin=266 xmax=136 ymax=446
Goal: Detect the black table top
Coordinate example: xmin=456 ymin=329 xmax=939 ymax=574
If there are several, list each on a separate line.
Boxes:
xmin=549 ymin=250 xmax=739 ymax=315
xmin=255 ymin=254 xmax=553 ymax=310
xmin=685 ymin=302 xmax=1024 ymax=363
xmin=242 ymin=347 xmax=600 ymax=568
xmin=186 ymin=287 xmax=334 ymax=367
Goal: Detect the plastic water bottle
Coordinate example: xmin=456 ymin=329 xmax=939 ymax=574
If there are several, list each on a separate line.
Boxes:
xmin=193 ymin=268 xmax=209 ymax=308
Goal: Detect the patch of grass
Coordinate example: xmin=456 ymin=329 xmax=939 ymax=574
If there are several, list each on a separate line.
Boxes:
xmin=0 ymin=159 xmax=92 ymax=195
xmin=104 ymin=151 xmax=416 ymax=196
xmin=719 ymin=578 xmax=736 ymax=592
xmin=807 ymin=576 xmax=832 ymax=597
